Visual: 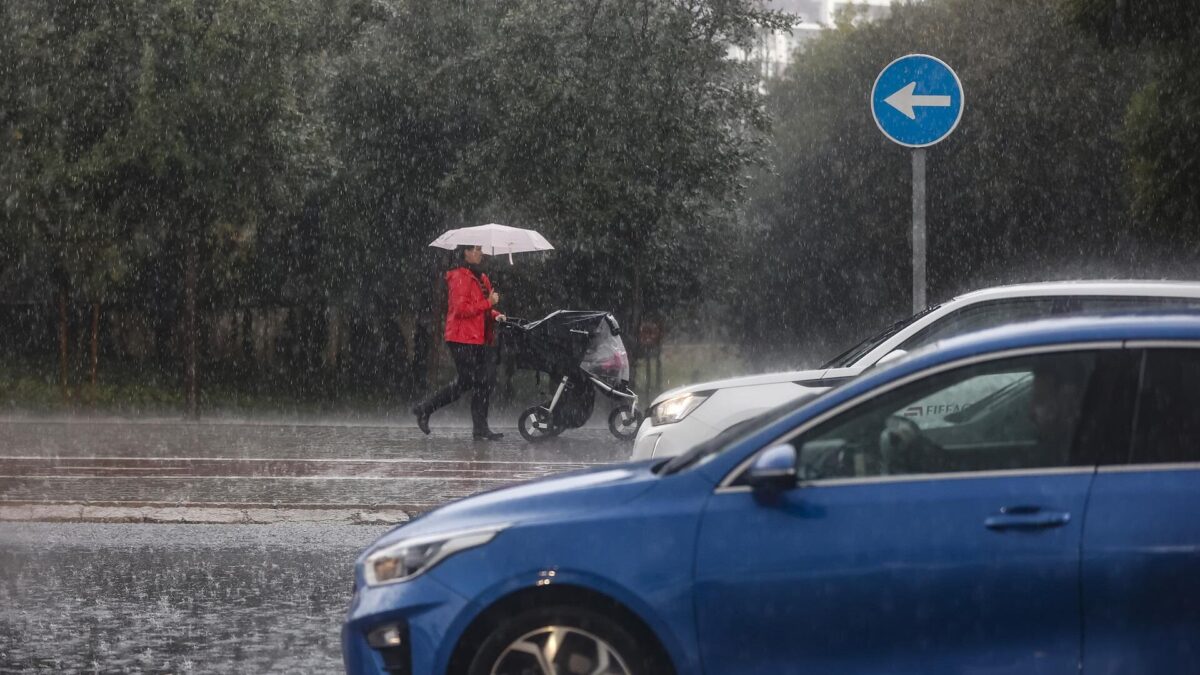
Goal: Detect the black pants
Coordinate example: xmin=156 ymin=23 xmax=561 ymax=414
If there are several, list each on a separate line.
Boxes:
xmin=417 ymin=342 xmax=496 ymax=432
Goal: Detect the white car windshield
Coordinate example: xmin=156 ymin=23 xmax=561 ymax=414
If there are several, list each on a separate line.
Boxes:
xmin=821 ymin=306 xmax=939 ymax=369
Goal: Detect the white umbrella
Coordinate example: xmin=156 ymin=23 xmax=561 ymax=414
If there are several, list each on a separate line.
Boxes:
xmin=429 ymin=223 xmax=554 ymax=264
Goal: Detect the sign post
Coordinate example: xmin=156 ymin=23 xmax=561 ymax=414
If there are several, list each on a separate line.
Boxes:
xmin=871 ymin=54 xmax=964 ymax=314
xmin=912 ymin=148 xmax=926 ymax=311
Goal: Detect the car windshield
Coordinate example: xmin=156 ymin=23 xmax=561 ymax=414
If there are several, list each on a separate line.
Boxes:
xmin=820 ymin=306 xmax=940 ymax=369
xmin=661 ymin=392 xmax=820 ymax=475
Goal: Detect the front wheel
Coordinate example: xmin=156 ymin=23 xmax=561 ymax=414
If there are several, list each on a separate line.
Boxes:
xmin=465 ymin=605 xmax=658 ymax=675
xmin=608 ymin=406 xmax=643 ymax=442
xmin=518 ymin=405 xmax=563 ymax=442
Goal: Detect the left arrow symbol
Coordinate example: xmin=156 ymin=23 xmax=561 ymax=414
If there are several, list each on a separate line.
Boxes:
xmin=884 ymin=82 xmax=952 ymax=120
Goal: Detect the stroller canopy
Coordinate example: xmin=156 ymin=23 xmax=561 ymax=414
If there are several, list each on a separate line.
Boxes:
xmin=502 ymin=310 xmax=630 ymax=385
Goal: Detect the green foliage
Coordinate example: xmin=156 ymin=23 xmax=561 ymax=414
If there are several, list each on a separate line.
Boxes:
xmin=1064 ymin=0 xmax=1199 ymax=45
xmin=325 ymin=0 xmax=784 ymax=324
xmin=1 ymin=0 xmax=323 ymax=308
xmin=0 ymin=0 xmax=782 ymax=406
xmin=1 ymin=2 xmax=144 ymax=302
xmin=1123 ymin=46 xmax=1200 ymax=240
xmin=1064 ymin=0 xmax=1200 ymax=250
xmin=322 ymin=1 xmax=484 ymax=308
xmin=459 ymin=0 xmax=783 ymax=319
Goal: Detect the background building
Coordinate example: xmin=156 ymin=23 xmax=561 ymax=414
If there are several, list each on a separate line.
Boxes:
xmin=732 ymin=0 xmax=919 ymax=82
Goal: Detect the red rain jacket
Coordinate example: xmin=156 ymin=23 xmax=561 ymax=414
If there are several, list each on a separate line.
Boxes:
xmin=444 ymin=267 xmax=499 ymax=345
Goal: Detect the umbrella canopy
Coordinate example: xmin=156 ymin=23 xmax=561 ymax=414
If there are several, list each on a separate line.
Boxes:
xmin=428 ymin=223 xmax=554 ymax=257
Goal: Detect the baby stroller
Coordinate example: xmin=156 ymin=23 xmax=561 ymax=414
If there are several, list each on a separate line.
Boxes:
xmin=498 ymin=310 xmax=642 ymax=442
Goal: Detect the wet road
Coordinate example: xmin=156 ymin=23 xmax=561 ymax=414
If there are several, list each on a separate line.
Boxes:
xmin=0 ymin=417 xmax=639 ymax=673
xmin=0 ymin=522 xmax=386 ymax=673
xmin=0 ymin=418 xmax=633 ymax=521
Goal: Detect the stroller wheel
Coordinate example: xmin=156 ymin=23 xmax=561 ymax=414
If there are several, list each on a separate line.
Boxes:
xmin=607 ymin=406 xmax=643 ymax=442
xmin=518 ymin=406 xmax=563 ymax=443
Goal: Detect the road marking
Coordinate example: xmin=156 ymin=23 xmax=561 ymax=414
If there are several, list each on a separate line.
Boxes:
xmin=0 ymin=455 xmax=606 ymax=466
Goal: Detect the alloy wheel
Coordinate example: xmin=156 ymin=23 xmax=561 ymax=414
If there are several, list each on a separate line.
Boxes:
xmin=489 ymin=625 xmax=632 ymax=675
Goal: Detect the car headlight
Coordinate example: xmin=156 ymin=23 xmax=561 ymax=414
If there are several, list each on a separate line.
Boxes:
xmin=650 ymin=392 xmax=711 ymax=426
xmin=363 ymin=524 xmax=507 ymax=587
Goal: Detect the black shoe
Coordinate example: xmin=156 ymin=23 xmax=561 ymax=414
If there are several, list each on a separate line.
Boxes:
xmin=472 ymin=430 xmax=503 ymax=441
xmin=412 ymin=406 xmax=430 ymax=435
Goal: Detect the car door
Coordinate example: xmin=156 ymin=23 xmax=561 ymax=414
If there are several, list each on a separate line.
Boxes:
xmin=1082 ymin=347 xmax=1200 ymax=674
xmin=693 ymin=348 xmax=1132 ymax=675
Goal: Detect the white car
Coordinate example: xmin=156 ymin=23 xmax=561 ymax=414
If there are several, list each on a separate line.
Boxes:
xmin=632 ymin=280 xmax=1200 ymax=460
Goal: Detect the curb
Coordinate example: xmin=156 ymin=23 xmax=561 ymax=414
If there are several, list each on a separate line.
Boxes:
xmin=0 ymin=504 xmax=411 ymax=525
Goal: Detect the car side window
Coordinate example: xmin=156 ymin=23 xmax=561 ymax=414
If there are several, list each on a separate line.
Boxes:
xmin=1130 ymin=349 xmax=1200 ymax=464
xmin=901 ymin=296 xmax=1200 ymax=355
xmin=898 ymin=298 xmax=1062 ymax=353
xmin=795 ymin=352 xmax=1098 ymax=481
xmin=1074 ymin=296 xmax=1200 ymax=315
xmin=901 ymin=371 xmax=1031 ymax=432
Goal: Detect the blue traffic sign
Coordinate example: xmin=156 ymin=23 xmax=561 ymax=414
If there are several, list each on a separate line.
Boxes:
xmin=871 ymin=54 xmax=964 ymax=148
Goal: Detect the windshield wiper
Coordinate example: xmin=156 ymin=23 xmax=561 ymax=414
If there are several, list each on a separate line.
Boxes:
xmin=820 ymin=305 xmax=940 ymax=369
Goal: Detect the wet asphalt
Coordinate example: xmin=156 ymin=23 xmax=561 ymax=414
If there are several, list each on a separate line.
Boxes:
xmin=0 ymin=522 xmax=385 ymax=673
xmin=0 ymin=417 xmax=639 ymax=673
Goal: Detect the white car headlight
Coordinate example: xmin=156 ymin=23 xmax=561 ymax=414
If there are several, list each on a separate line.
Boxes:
xmin=650 ymin=392 xmax=711 ymax=426
xmin=363 ymin=524 xmax=507 ymax=587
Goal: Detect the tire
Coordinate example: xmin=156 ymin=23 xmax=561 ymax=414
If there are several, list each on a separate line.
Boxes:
xmin=465 ymin=605 xmax=659 ymax=675
xmin=518 ymin=405 xmax=562 ymax=442
xmin=608 ymin=406 xmax=643 ymax=442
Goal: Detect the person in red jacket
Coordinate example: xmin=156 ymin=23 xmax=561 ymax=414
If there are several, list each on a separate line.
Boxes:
xmin=412 ymin=244 xmax=506 ymax=440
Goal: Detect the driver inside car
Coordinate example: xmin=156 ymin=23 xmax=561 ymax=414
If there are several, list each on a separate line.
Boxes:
xmin=878 ymin=359 xmax=1093 ymax=475
xmin=1027 ymin=358 xmax=1091 ymax=461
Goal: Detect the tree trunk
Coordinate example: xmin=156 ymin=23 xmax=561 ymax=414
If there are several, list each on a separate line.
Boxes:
xmin=410 ymin=255 xmax=443 ymax=397
xmin=185 ymin=234 xmax=199 ymax=419
xmin=324 ymin=306 xmax=340 ymax=376
xmin=297 ymin=303 xmax=327 ymax=397
xmin=240 ymin=309 xmax=256 ymax=382
xmin=152 ymin=261 xmax=175 ymax=370
xmin=89 ymin=302 xmax=100 ymax=406
xmin=57 ymin=280 xmax=70 ymax=405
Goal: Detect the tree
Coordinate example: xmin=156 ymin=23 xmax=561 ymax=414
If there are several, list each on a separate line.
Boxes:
xmin=1066 ymin=0 xmax=1200 ymax=247
xmin=324 ymin=1 xmax=487 ymax=393
xmin=448 ymin=0 xmax=788 ymax=383
xmin=103 ymin=0 xmax=322 ymax=416
xmin=1 ymin=1 xmax=145 ymax=403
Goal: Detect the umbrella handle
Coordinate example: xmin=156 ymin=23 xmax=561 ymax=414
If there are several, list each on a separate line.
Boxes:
xmin=508 ymin=251 xmax=513 ymax=265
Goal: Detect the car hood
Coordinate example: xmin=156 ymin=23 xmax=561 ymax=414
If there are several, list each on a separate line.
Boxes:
xmin=362 ymin=460 xmax=661 ymax=554
xmin=649 ymin=366 xmax=863 ymax=407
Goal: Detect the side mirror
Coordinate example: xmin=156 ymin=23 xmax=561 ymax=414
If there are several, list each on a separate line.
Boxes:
xmin=875 ymin=349 xmax=908 ymax=367
xmin=745 ymin=444 xmax=798 ymax=496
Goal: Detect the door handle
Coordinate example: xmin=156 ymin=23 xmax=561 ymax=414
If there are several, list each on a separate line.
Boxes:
xmin=984 ymin=505 xmax=1071 ymax=531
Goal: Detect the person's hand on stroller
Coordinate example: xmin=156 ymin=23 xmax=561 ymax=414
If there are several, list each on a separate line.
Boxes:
xmin=489 ymin=290 xmax=504 ymax=321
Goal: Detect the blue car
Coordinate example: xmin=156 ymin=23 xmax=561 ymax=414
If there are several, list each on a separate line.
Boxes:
xmin=343 ymin=314 xmax=1200 ymax=675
